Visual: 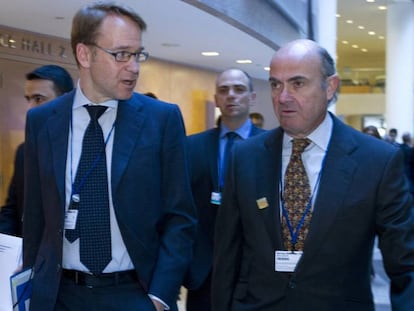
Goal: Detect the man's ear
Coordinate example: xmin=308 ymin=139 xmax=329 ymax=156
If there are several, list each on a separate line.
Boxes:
xmin=326 ymin=74 xmax=339 ymax=101
xmin=76 ymin=43 xmax=93 ymax=69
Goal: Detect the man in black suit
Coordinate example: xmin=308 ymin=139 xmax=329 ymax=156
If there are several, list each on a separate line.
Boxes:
xmin=23 ymin=3 xmax=196 ymax=310
xmin=0 ymin=65 xmax=74 ymax=236
xmin=185 ymin=68 xmax=265 ymax=311
xmin=212 ymin=39 xmax=414 ymax=310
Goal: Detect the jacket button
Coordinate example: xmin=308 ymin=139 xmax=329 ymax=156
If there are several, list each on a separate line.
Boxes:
xmin=288 ymin=281 xmax=296 ymax=289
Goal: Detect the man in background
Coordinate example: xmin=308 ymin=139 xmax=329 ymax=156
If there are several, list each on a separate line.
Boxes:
xmin=384 ymin=128 xmax=399 ymax=146
xmin=249 ymin=112 xmax=264 ymax=128
xmin=184 ymin=68 xmax=265 ymax=311
xmin=0 ymin=64 xmax=74 ymax=236
xmin=400 ymin=132 xmax=414 ymax=195
xmin=212 ymin=39 xmax=414 ymax=310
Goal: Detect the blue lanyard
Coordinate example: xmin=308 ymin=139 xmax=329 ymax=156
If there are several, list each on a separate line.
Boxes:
xmin=280 ymin=147 xmax=328 ymax=249
xmin=70 ymin=114 xmax=115 ymax=202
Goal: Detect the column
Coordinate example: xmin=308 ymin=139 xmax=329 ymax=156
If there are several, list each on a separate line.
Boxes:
xmin=314 ymin=0 xmax=337 ymax=111
xmin=385 ymin=1 xmax=414 ymax=136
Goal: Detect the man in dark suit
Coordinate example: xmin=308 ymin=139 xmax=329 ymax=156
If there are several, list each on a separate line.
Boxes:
xmin=400 ymin=132 xmax=414 ymax=194
xmin=185 ymin=68 xmax=265 ymax=311
xmin=23 ymin=3 xmax=196 ymax=311
xmin=212 ymin=39 xmax=414 ymax=310
xmin=0 ymin=65 xmax=74 ymax=236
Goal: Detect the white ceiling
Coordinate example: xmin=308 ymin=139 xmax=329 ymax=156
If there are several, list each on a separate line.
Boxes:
xmin=0 ymin=0 xmax=390 ymax=80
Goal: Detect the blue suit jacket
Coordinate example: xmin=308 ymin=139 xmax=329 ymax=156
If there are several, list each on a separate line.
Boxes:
xmin=0 ymin=143 xmax=24 ymax=236
xmin=184 ymin=125 xmax=265 ymax=290
xmin=23 ymin=90 xmax=196 ymax=310
xmin=212 ymin=114 xmax=414 ymax=311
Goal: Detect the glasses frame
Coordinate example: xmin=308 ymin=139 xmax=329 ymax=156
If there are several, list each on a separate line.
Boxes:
xmin=91 ymin=44 xmax=149 ymax=63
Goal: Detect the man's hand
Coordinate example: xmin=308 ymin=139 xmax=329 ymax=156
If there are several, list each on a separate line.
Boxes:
xmin=151 ymin=298 xmax=164 ymax=311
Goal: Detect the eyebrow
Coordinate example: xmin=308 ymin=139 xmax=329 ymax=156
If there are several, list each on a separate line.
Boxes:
xmin=112 ymin=45 xmax=145 ymax=52
xmin=268 ymin=75 xmax=307 ymax=83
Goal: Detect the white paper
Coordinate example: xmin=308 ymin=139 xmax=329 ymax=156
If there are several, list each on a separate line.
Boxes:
xmin=0 ymin=233 xmax=23 ymax=311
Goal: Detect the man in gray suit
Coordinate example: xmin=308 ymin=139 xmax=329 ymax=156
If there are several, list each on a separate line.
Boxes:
xmin=212 ymin=39 xmax=414 ymax=311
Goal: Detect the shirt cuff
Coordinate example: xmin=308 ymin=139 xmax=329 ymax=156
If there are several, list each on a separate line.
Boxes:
xmin=148 ymin=294 xmax=170 ymax=310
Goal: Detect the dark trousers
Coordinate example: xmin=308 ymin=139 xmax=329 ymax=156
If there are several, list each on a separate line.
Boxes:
xmin=55 ymin=275 xmax=156 ymax=311
xmin=186 ymin=273 xmax=211 ymax=311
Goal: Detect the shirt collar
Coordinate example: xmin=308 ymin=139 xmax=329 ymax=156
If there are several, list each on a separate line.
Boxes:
xmin=73 ymin=81 xmax=118 ymax=110
xmin=220 ymin=118 xmax=252 ymax=140
xmin=283 ymin=112 xmax=333 ymax=152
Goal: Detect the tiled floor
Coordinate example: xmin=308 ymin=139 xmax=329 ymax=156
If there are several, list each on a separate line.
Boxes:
xmin=177 ymin=287 xmax=186 ymax=311
xmin=372 ymin=246 xmax=391 ymax=311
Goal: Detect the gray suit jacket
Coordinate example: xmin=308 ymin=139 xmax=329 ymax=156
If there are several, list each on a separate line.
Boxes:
xmin=212 ymin=114 xmax=414 ymax=311
xmin=23 ymin=90 xmax=196 ymax=310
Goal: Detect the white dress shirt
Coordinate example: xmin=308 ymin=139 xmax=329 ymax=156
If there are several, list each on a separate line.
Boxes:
xmin=62 ymin=86 xmax=134 ymax=273
xmin=281 ymin=112 xmax=333 ymax=207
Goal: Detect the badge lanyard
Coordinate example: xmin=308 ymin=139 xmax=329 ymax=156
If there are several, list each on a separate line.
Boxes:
xmin=69 ymin=113 xmax=115 ymax=204
xmin=280 ymin=147 xmax=328 ymax=249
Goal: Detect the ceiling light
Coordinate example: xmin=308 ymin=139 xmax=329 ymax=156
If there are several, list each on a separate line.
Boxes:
xmin=366 ymin=0 xmax=375 ymax=2
xmin=368 ymin=31 xmax=376 ymax=35
xmin=236 ymin=59 xmax=253 ymax=64
xmin=264 ymin=67 xmax=270 ymax=71
xmin=358 ymin=25 xmax=365 ymax=30
xmin=342 ymin=40 xmax=349 ymax=44
xmin=361 ymin=48 xmax=368 ymax=52
xmin=346 ymin=20 xmax=354 ymax=24
xmin=379 ymin=36 xmax=385 ymax=40
xmin=352 ymin=44 xmax=359 ymax=48
xmin=336 ymin=14 xmax=341 ymax=18
xmin=378 ymin=6 xmax=387 ymax=10
xmin=201 ymin=52 xmax=219 ymax=56
xmin=162 ymin=43 xmax=180 ymax=47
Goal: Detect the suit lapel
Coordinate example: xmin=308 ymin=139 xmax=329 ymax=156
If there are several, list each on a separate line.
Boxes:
xmin=296 ymin=117 xmax=359 ymax=270
xmin=47 ymin=93 xmax=73 ymax=209
xmin=256 ymin=129 xmax=284 ymax=249
xmin=111 ymin=96 xmax=143 ymax=193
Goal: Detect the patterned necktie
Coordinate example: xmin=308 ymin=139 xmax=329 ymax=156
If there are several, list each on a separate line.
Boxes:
xmin=220 ymin=132 xmax=239 ymax=189
xmin=65 ymin=105 xmax=112 ymax=274
xmin=282 ymin=138 xmax=312 ymax=251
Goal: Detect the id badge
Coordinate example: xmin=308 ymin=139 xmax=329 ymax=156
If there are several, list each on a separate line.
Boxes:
xmin=210 ymin=192 xmax=222 ymax=205
xmin=64 ymin=209 xmax=78 ymax=230
xmin=275 ymin=250 xmax=303 ymax=272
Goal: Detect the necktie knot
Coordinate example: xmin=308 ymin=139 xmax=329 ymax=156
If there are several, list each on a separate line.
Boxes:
xmin=85 ymin=105 xmax=107 ymax=123
xmin=292 ymin=138 xmax=310 ymax=154
xmin=226 ymin=131 xmax=239 ymax=141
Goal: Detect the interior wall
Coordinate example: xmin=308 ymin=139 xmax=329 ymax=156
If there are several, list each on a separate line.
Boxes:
xmin=138 ymin=58 xmax=279 ymax=133
xmin=0 ymin=28 xmax=278 ymax=204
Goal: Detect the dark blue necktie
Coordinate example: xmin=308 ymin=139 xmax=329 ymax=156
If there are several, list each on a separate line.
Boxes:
xmin=65 ymin=105 xmax=112 ymax=274
xmin=220 ymin=132 xmax=239 ymax=189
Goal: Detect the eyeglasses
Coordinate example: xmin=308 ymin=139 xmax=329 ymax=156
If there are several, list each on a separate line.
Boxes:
xmin=92 ymin=44 xmax=149 ymax=63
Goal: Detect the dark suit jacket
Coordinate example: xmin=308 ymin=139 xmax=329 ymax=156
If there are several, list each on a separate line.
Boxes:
xmin=400 ymin=143 xmax=414 ymax=193
xmin=212 ymin=114 xmax=414 ymax=311
xmin=184 ymin=125 xmax=265 ymax=290
xmin=0 ymin=143 xmax=24 ymax=236
xmin=23 ymin=90 xmax=196 ymax=310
